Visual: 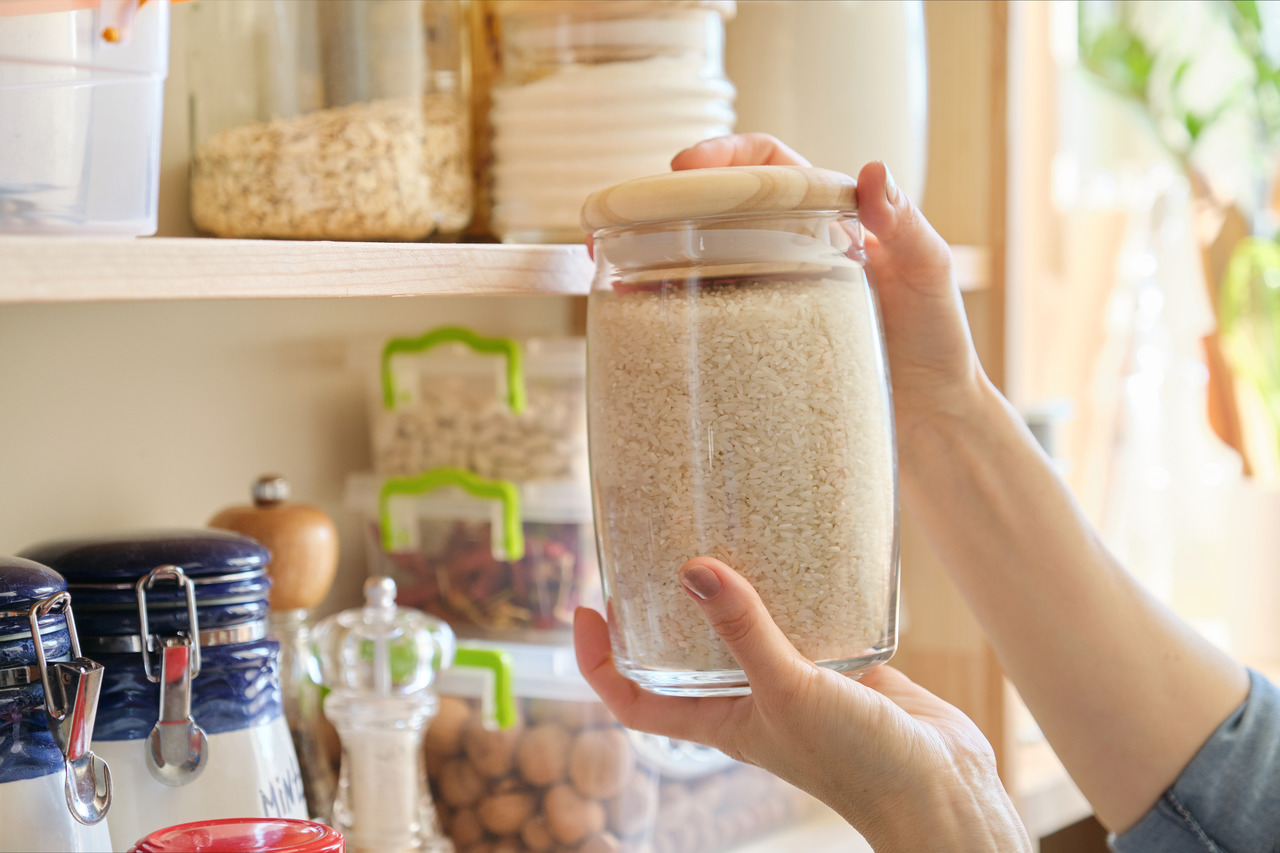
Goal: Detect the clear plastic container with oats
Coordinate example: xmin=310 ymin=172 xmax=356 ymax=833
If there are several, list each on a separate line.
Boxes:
xmin=187 ymin=0 xmax=471 ymax=241
xmin=581 ymin=165 xmax=899 ymax=696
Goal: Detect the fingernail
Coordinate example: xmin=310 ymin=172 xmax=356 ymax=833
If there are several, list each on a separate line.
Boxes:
xmin=883 ymin=163 xmax=899 ymax=205
xmin=680 ymin=564 xmax=722 ymax=600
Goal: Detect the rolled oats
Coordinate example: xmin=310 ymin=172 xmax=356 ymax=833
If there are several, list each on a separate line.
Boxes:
xmin=191 ymin=95 xmax=471 ymax=241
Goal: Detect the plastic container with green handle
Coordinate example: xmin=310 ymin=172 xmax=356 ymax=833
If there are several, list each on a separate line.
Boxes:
xmin=423 ymin=639 xmax=819 ymax=853
xmin=346 ymin=471 xmax=599 ymax=643
xmin=358 ymin=328 xmax=588 ymax=483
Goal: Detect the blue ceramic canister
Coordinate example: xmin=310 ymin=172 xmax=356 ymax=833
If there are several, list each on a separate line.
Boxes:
xmin=19 ymin=530 xmax=307 ymax=852
xmin=0 ymin=556 xmax=113 ymax=853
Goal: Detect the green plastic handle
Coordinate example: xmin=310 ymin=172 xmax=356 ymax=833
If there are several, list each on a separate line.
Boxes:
xmin=381 ymin=326 xmax=527 ymax=414
xmin=379 ymin=468 xmax=525 ymax=562
xmin=454 ymin=646 xmax=517 ymax=730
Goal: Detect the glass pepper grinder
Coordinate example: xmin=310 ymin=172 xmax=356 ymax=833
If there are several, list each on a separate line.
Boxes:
xmin=209 ymin=475 xmax=341 ymax=823
xmin=313 ymin=577 xmax=456 ymax=853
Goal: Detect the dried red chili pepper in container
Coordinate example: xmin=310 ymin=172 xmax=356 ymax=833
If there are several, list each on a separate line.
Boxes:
xmin=346 ymin=472 xmax=599 ymax=644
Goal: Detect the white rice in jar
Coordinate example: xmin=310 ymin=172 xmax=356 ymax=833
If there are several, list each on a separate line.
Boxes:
xmin=588 ymin=272 xmax=897 ymax=674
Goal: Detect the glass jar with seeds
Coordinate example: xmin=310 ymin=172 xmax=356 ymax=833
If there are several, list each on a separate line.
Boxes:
xmin=581 ymin=165 xmax=899 ymax=696
xmin=187 ymin=0 xmax=471 ymax=241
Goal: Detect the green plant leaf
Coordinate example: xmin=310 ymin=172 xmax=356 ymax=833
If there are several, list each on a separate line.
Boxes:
xmin=1185 ymin=112 xmax=1207 ymax=140
xmin=1230 ymin=0 xmax=1262 ymax=33
xmin=1085 ymin=25 xmax=1156 ymax=97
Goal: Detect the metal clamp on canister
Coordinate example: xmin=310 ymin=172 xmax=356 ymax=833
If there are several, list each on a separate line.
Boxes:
xmin=135 ymin=565 xmax=208 ymax=787
xmin=28 ymin=591 xmax=113 ymax=826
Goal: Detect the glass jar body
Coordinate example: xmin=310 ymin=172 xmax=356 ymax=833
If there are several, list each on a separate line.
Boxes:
xmin=270 ymin=610 xmax=338 ymax=824
xmin=186 ymin=0 xmax=471 ymax=241
xmin=489 ymin=0 xmax=735 ymax=244
xmin=587 ymin=212 xmax=899 ymax=695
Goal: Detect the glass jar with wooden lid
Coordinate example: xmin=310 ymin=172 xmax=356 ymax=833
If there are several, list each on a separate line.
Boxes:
xmin=582 ymin=165 xmax=899 ymax=696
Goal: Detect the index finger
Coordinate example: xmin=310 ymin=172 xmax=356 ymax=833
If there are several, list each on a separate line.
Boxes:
xmin=573 ymin=606 xmax=741 ymax=747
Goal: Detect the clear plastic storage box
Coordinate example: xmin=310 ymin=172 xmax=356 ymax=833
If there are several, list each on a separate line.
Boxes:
xmin=364 ymin=328 xmax=588 ymax=484
xmin=346 ymin=471 xmax=599 ymax=643
xmin=426 ymin=641 xmax=817 ymax=853
xmin=186 ymin=0 xmax=471 ymax=241
xmin=0 ymin=0 xmax=169 ymax=235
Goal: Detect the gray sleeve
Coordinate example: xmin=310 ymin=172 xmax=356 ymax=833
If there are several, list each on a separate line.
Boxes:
xmin=1108 ymin=669 xmax=1280 ymax=853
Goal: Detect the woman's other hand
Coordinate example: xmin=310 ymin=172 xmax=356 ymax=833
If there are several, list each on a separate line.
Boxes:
xmin=574 ymin=557 xmax=1030 ymax=853
xmin=672 ymin=133 xmax=986 ymax=447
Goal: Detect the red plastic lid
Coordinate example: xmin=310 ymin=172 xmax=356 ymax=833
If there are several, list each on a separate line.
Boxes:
xmin=128 ymin=819 xmax=344 ymax=853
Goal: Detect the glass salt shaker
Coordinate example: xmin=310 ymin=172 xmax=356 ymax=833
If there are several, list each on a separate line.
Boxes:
xmin=313 ymin=577 xmax=456 ymax=853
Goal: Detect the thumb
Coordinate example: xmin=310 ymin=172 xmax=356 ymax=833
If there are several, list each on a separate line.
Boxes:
xmin=678 ymin=557 xmax=808 ymax=693
xmin=855 ymin=160 xmax=954 ymax=299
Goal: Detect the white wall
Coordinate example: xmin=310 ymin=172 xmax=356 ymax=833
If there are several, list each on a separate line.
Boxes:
xmin=0 ymin=296 xmax=575 ymax=616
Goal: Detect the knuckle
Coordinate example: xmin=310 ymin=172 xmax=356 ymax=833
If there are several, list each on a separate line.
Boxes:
xmin=711 ymin=605 xmax=757 ymax=647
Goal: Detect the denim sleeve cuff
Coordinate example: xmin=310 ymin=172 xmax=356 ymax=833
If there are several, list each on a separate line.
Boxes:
xmin=1109 ymin=669 xmax=1280 ymax=853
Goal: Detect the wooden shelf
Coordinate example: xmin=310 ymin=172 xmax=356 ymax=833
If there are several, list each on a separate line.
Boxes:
xmin=0 ymin=237 xmax=987 ymax=303
xmin=0 ymin=238 xmax=595 ymax=302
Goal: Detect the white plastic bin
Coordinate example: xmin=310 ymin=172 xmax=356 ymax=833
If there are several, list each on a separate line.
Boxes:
xmin=0 ymin=0 xmax=169 ymax=235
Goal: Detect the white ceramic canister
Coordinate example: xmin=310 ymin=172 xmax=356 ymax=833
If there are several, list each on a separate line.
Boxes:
xmin=0 ymin=556 xmax=113 ymax=852
xmin=19 ymin=530 xmax=307 ymax=852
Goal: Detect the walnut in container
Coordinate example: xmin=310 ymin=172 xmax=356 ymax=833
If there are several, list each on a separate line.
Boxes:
xmin=425 ymin=642 xmax=817 ymax=853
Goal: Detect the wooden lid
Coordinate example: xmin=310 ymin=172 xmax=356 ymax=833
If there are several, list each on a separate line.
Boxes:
xmin=208 ymin=475 xmax=339 ymax=612
xmin=579 ymin=166 xmax=857 ymax=233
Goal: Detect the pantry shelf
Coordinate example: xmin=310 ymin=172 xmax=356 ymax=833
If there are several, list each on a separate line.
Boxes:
xmin=0 ymin=238 xmax=988 ymax=303
xmin=0 ymin=237 xmax=594 ymax=302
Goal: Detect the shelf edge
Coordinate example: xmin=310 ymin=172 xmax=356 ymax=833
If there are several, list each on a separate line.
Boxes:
xmin=0 ymin=237 xmax=987 ymax=303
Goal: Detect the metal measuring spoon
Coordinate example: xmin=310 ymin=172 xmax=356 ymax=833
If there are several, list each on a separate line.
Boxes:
xmin=64 ymin=750 xmax=112 ymax=826
xmin=143 ymin=641 xmax=208 ymax=786
xmin=30 ymin=592 xmax=114 ymax=825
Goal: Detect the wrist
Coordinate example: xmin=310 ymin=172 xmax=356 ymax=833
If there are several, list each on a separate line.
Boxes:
xmin=851 ymin=767 xmax=1029 ymax=853
xmin=897 ymin=368 xmax=1008 ymax=478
